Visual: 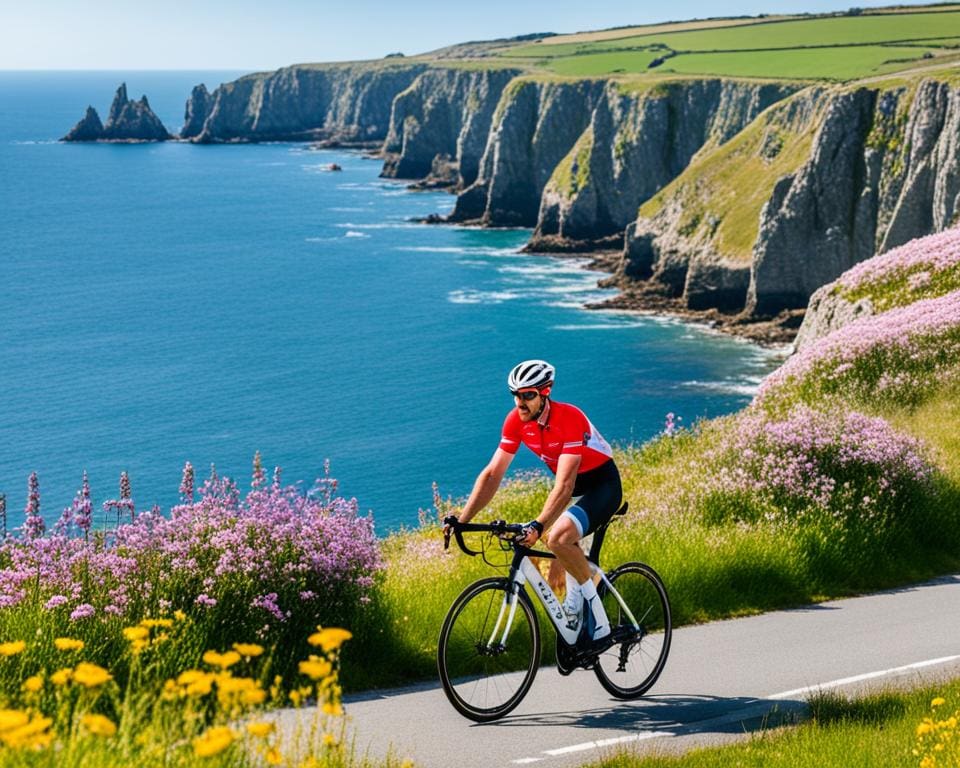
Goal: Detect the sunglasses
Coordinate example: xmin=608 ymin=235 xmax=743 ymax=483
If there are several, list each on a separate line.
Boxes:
xmin=511 ymin=389 xmax=540 ymax=401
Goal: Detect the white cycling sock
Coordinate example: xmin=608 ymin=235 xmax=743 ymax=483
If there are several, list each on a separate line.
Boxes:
xmin=579 ymin=578 xmax=610 ymax=640
xmin=562 ymin=572 xmax=582 ymax=617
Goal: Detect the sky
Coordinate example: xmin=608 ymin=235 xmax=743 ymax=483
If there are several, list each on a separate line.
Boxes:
xmin=0 ymin=0 xmax=948 ymax=70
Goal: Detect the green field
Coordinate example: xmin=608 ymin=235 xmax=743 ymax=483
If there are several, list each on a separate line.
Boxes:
xmin=496 ymin=7 xmax=960 ymax=80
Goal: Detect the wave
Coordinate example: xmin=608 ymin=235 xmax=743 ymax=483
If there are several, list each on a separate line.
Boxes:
xmin=395 ymin=246 xmax=521 ymax=257
xmin=447 ymin=289 xmax=521 ymax=304
xmin=344 ymin=231 xmax=369 ymax=238
xmin=336 ymin=222 xmax=422 ymax=230
xmin=681 ymin=379 xmax=760 ymax=396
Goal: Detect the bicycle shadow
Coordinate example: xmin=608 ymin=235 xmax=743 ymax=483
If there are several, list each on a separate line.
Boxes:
xmin=478 ymin=692 xmax=808 ymax=735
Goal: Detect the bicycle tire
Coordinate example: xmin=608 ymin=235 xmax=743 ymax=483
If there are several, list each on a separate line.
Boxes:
xmin=593 ymin=562 xmax=671 ymax=699
xmin=437 ymin=577 xmax=541 ymax=722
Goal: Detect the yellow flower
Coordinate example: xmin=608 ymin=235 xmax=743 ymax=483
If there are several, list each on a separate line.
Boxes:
xmin=932 ymin=697 xmax=947 ymax=707
xmin=54 ymin=637 xmax=85 ymax=651
xmin=322 ymin=733 xmax=336 ymax=746
xmin=22 ymin=675 xmax=43 ymax=693
xmin=0 ymin=641 xmax=26 ymax=657
xmin=0 ymin=715 xmax=53 ymax=748
xmin=140 ymin=618 xmax=173 ymax=629
xmin=242 ymin=689 xmax=267 ymax=705
xmin=298 ymin=657 xmax=332 ymax=681
xmin=307 ymin=628 xmax=352 ymax=652
xmin=0 ymin=710 xmax=30 ymax=732
xmin=233 ymin=642 xmax=264 ymax=657
xmin=917 ymin=721 xmax=934 ymax=736
xmin=203 ymin=650 xmax=241 ymax=669
xmin=178 ymin=669 xmax=215 ymax=696
xmin=73 ymin=662 xmax=112 ymax=688
xmin=322 ymin=702 xmax=343 ymax=717
xmin=123 ymin=626 xmax=149 ymax=643
xmin=81 ymin=714 xmax=117 ymax=737
xmin=192 ymin=726 xmax=235 ymax=757
xmin=246 ymin=721 xmax=275 ymax=738
xmin=50 ymin=668 xmax=73 ymax=686
xmin=265 ymin=747 xmax=284 ymax=765
xmin=174 ymin=610 xmax=187 ymax=621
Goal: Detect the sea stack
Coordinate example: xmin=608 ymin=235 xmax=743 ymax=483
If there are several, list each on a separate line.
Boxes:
xmin=62 ymin=83 xmax=173 ymax=142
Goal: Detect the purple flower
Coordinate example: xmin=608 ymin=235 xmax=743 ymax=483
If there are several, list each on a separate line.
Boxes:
xmin=179 ymin=462 xmax=195 ymax=502
xmin=44 ymin=594 xmax=68 ymax=610
xmin=22 ymin=472 xmax=45 ymax=540
xmin=195 ymin=593 xmax=218 ymax=607
xmin=70 ymin=603 xmax=95 ymax=621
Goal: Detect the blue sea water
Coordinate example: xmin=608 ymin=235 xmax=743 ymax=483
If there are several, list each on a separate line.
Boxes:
xmin=0 ymin=71 xmax=783 ymax=533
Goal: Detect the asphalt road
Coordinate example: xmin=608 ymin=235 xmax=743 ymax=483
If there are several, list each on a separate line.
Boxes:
xmin=278 ymin=574 xmax=960 ymax=767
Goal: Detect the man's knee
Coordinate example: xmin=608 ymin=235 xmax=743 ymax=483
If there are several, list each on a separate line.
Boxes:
xmin=547 ymin=518 xmax=581 ymax=549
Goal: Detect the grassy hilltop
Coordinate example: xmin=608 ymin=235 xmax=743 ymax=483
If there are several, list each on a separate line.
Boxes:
xmin=428 ymin=4 xmax=960 ymax=82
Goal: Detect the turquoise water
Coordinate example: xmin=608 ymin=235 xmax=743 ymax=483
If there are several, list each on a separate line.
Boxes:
xmin=0 ymin=71 xmax=781 ymax=532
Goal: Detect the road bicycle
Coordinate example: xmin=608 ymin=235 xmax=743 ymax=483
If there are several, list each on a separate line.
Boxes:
xmin=439 ymin=503 xmax=671 ymax=722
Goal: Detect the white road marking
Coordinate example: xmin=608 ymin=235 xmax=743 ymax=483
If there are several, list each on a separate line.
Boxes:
xmin=511 ymin=654 xmax=960 ymax=764
xmin=769 ymin=655 xmax=960 ymax=700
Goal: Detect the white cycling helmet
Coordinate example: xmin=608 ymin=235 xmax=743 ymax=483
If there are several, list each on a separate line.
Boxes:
xmin=507 ymin=359 xmax=555 ymax=392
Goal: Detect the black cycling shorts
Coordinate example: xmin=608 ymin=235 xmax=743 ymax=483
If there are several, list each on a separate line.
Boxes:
xmin=562 ymin=459 xmax=623 ymax=538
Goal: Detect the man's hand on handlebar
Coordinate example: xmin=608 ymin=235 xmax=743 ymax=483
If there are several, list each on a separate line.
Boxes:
xmin=442 ymin=514 xmax=459 ymax=550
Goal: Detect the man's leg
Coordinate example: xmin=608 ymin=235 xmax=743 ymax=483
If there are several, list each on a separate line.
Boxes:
xmin=547 ymin=517 xmax=610 ymax=641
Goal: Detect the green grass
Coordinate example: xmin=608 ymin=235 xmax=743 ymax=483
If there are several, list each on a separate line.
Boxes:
xmin=588 ymin=681 xmax=960 ymax=767
xmin=498 ymin=9 xmax=960 ymax=81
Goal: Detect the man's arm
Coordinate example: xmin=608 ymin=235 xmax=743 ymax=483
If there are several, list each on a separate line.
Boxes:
xmin=520 ymin=453 xmax=580 ymax=544
xmin=457 ymin=448 xmax=514 ymax=523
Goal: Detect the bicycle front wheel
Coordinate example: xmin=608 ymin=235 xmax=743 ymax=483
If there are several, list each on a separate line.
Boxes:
xmin=438 ymin=577 xmax=541 ymax=722
xmin=594 ymin=562 xmax=671 ymax=699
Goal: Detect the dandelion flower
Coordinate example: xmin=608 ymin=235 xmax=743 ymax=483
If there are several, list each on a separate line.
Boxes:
xmin=917 ymin=721 xmax=934 ymax=736
xmin=307 ymin=628 xmax=352 ymax=652
xmin=73 ymin=662 xmax=112 ymax=688
xmin=140 ymin=618 xmax=173 ymax=629
xmin=0 ymin=641 xmax=26 ymax=657
xmin=932 ymin=697 xmax=946 ymax=707
xmin=298 ymin=658 xmax=332 ymax=681
xmin=265 ymin=747 xmax=283 ymax=765
xmin=54 ymin=637 xmax=84 ymax=651
xmin=0 ymin=715 xmax=53 ymax=748
xmin=0 ymin=710 xmax=29 ymax=732
xmin=322 ymin=702 xmax=343 ymax=717
xmin=50 ymin=668 xmax=72 ymax=686
xmin=22 ymin=676 xmax=43 ymax=693
xmin=81 ymin=714 xmax=117 ymax=737
xmin=322 ymin=733 xmax=336 ymax=746
xmin=203 ymin=650 xmax=241 ymax=669
xmin=246 ymin=721 xmax=275 ymax=738
xmin=233 ymin=642 xmax=264 ymax=657
xmin=123 ymin=626 xmax=149 ymax=643
xmin=193 ymin=726 xmax=235 ymax=757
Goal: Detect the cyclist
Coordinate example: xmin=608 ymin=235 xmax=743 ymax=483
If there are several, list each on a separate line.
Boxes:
xmin=447 ymin=359 xmax=623 ymax=648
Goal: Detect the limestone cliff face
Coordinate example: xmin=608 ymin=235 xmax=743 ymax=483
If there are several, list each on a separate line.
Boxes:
xmin=381 ymin=67 xmax=520 ymax=187
xmin=616 ymin=78 xmax=960 ymax=318
xmin=533 ymin=80 xmax=794 ymax=250
xmin=450 ymin=79 xmax=607 ymax=226
xmin=192 ymin=63 xmax=426 ymax=143
xmin=181 ymin=84 xmax=212 ymax=139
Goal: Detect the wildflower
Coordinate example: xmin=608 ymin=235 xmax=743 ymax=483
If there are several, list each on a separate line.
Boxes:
xmin=0 ymin=714 xmax=53 ymax=748
xmin=203 ymin=650 xmax=241 ymax=669
xmin=242 ymin=688 xmax=267 ymax=705
xmin=140 ymin=618 xmax=174 ymax=629
xmin=193 ymin=726 xmax=235 ymax=757
xmin=299 ymin=657 xmax=332 ymax=681
xmin=73 ymin=662 xmax=112 ymax=688
xmin=0 ymin=710 xmax=29 ymax=732
xmin=307 ymin=628 xmax=352 ymax=652
xmin=81 ymin=714 xmax=117 ymax=737
xmin=0 ymin=641 xmax=26 ymax=657
xmin=195 ymin=593 xmax=218 ymax=607
xmin=22 ymin=676 xmax=42 ymax=693
xmin=917 ymin=721 xmax=934 ymax=736
xmin=54 ymin=637 xmax=85 ymax=651
xmin=233 ymin=642 xmax=264 ymax=657
xmin=123 ymin=626 xmax=149 ymax=643
xmin=323 ymin=733 xmax=337 ymax=746
xmin=265 ymin=747 xmax=283 ymax=765
xmin=70 ymin=604 xmax=95 ymax=621
xmin=178 ymin=669 xmax=215 ymax=696
xmin=322 ymin=702 xmax=343 ymax=717
xmin=174 ymin=610 xmax=187 ymax=621
xmin=50 ymin=668 xmax=72 ymax=686
xmin=246 ymin=721 xmax=275 ymax=738
xmin=44 ymin=595 xmax=68 ymax=610
xmin=932 ymin=697 xmax=946 ymax=707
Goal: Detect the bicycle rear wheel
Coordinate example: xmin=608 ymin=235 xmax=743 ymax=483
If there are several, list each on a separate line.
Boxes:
xmin=593 ymin=562 xmax=671 ymax=699
xmin=438 ymin=577 xmax=540 ymax=722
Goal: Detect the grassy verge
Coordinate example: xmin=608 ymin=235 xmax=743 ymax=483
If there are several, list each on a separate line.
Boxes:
xmin=588 ymin=680 xmax=960 ymax=767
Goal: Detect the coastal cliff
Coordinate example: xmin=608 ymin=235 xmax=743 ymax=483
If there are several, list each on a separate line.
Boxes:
xmin=618 ymin=76 xmax=960 ymax=322
xmin=63 ymin=83 xmax=171 ymax=142
xmin=182 ymin=63 xmax=427 ymax=144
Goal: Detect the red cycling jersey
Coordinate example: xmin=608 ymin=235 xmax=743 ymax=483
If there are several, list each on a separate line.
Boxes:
xmin=499 ymin=400 xmax=613 ymax=474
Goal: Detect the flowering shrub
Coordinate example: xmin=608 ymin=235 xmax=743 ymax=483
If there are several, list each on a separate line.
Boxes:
xmin=836 ymin=226 xmax=960 ymax=312
xmin=759 ymin=290 xmax=960 ymax=408
xmin=0 ymin=459 xmax=382 ymax=687
xmin=698 ymin=407 xmax=937 ymax=564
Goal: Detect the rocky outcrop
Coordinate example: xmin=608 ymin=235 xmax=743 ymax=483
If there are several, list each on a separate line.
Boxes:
xmin=793 ymin=284 xmax=875 ymax=351
xmin=191 ymin=63 xmax=426 ymax=144
xmin=63 ymin=106 xmax=104 ymax=142
xmin=63 ymin=83 xmax=172 ymax=142
xmin=613 ymin=77 xmax=960 ymax=320
xmin=181 ymin=84 xmax=212 ymax=139
xmin=381 ymin=67 xmax=521 ymax=188
xmin=532 ymin=80 xmax=794 ymax=250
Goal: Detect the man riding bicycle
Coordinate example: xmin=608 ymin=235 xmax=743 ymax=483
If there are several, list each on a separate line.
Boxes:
xmin=448 ymin=359 xmax=624 ymax=649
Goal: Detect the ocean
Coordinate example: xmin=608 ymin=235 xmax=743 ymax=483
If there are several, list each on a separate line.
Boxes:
xmin=0 ymin=71 xmax=783 ymax=532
